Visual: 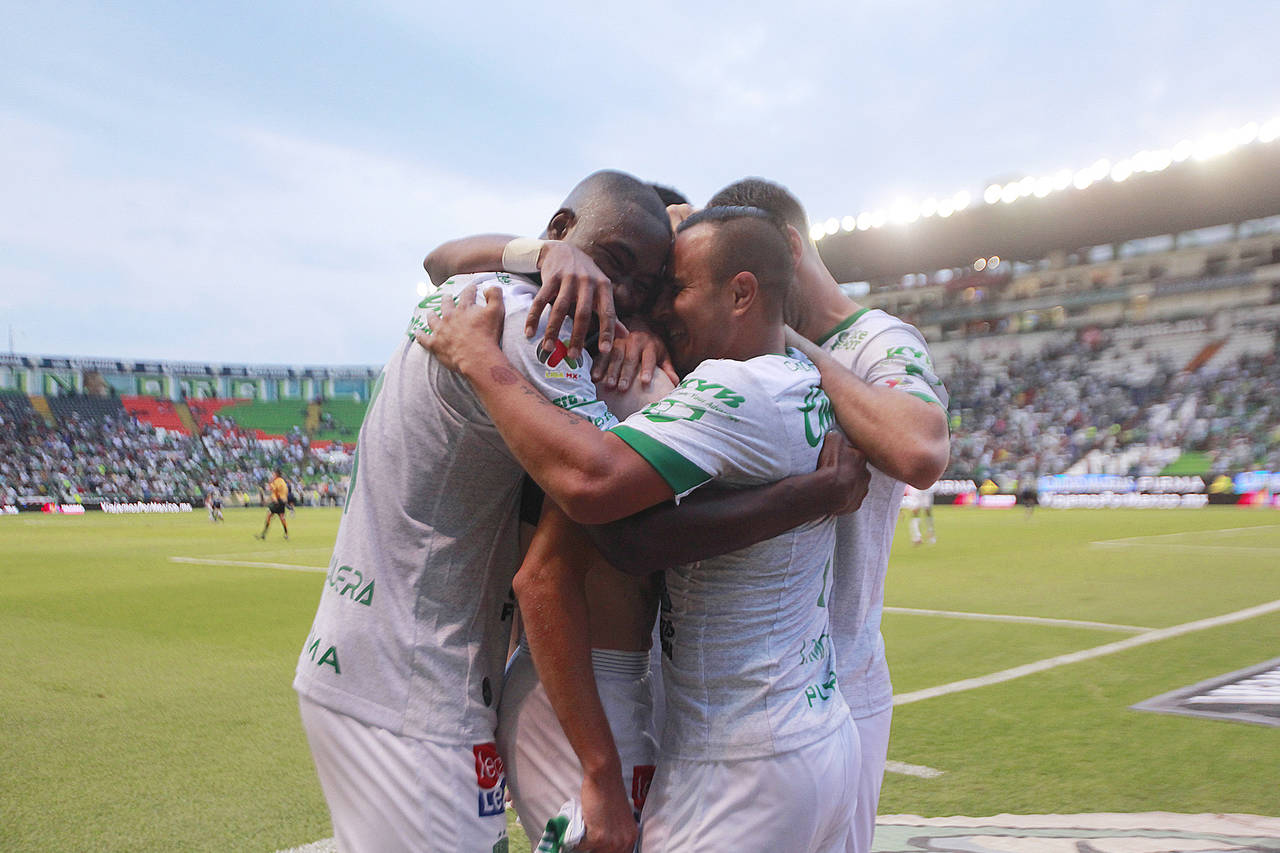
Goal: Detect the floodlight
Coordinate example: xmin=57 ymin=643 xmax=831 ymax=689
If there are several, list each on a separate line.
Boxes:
xmin=1171 ymin=140 xmax=1193 ymax=161
xmin=1235 ymin=122 xmax=1259 ymax=146
xmin=810 ymin=223 xmax=826 ymax=241
xmin=871 ymin=210 xmax=887 ymax=228
xmin=857 ymin=212 xmax=873 ymax=231
xmin=1053 ymin=169 xmax=1072 ymax=190
xmin=988 ymin=255 xmax=1000 ymax=268
xmin=952 ymin=191 xmax=971 ymax=210
xmin=1033 ymin=177 xmax=1053 ymax=198
xmin=1073 ymin=169 xmax=1093 ymax=190
xmin=1110 ymin=160 xmax=1132 ymax=182
xmin=842 ymin=216 xmax=857 ymax=232
xmin=1260 ymin=118 xmax=1280 ymax=143
xmin=984 ymin=184 xmax=1002 ymax=204
xmin=1000 ymin=184 xmax=1019 ymax=204
xmin=920 ymin=198 xmax=938 ymax=217
xmin=824 ymin=217 xmax=840 ymax=235
xmin=973 ymin=258 xmax=987 ymax=271
xmin=937 ymin=200 xmax=955 ymax=217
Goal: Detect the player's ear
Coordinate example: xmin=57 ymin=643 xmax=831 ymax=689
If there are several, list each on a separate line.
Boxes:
xmin=785 ymin=225 xmax=805 ymax=269
xmin=728 ymin=271 xmax=758 ymax=315
xmin=546 ymin=208 xmax=575 ymax=240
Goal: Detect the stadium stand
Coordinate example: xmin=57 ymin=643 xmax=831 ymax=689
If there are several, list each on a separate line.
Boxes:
xmin=0 ymin=391 xmax=351 ymax=507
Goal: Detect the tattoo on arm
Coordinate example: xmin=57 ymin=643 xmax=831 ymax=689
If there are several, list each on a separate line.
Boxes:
xmin=490 ymin=366 xmax=521 ymax=385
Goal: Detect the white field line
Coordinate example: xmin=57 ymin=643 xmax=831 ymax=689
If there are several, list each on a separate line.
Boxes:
xmin=197 ymin=547 xmax=333 ymax=560
xmin=885 ymin=607 xmax=1150 ymax=633
xmin=885 ymin=760 xmax=945 ymax=779
xmin=1091 ymin=524 xmax=1280 ymax=552
xmin=168 ymin=556 xmax=326 ymax=573
xmin=893 ymin=598 xmax=1280 ymax=707
xmin=275 ymin=839 xmax=336 ymax=853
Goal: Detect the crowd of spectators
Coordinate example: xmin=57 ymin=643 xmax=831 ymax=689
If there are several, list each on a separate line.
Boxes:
xmin=0 ymin=395 xmax=350 ymax=507
xmin=944 ymin=326 xmax=1280 ymax=484
xmin=4 ymin=320 xmax=1278 ymax=506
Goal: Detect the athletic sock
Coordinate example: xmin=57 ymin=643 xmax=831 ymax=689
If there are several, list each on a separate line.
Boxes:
xmin=535 ymin=801 xmax=586 ymax=853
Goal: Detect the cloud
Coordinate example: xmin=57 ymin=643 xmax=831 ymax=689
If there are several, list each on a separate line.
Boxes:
xmin=0 ymin=112 xmax=562 ymax=363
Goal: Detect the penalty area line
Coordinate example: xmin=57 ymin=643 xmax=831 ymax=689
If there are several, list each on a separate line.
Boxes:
xmin=893 ymin=598 xmax=1280 ymax=707
xmin=168 ymin=556 xmax=326 ymax=573
xmin=885 ymin=606 xmax=1150 ymax=633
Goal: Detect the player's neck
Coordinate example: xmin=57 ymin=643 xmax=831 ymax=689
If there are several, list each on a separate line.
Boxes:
xmin=792 ymin=253 xmax=860 ymax=342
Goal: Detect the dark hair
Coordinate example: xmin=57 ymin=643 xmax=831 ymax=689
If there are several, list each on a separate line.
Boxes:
xmin=707 ymin=177 xmax=809 ymax=233
xmin=677 ymin=206 xmax=793 ymax=308
xmin=650 ymin=183 xmax=690 ymax=207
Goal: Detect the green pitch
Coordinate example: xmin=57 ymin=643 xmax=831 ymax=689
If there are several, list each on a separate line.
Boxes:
xmin=2 ymin=507 xmax=1277 ymax=851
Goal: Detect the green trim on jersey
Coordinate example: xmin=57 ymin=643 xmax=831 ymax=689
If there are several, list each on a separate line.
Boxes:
xmin=908 ymin=389 xmax=945 ymax=407
xmin=814 ymin=307 xmax=872 ymax=347
xmin=610 ymin=424 xmax=711 ymax=495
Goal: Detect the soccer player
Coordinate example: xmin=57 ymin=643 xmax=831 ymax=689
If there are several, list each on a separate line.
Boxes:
xmin=707 ymin=178 xmax=951 ymax=853
xmin=204 ymin=481 xmax=224 ymax=522
xmin=905 ymin=483 xmax=937 ymax=545
xmin=421 ymin=206 xmax=860 ymax=851
xmin=292 ymin=171 xmax=675 ymax=853
xmin=257 ymin=469 xmax=289 ymax=540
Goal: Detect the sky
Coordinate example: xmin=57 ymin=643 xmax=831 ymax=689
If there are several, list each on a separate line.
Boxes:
xmin=3 ymin=0 xmax=1279 ymax=365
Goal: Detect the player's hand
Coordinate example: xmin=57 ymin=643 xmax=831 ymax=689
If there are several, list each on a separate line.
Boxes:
xmin=591 ymin=326 xmax=677 ymax=392
xmin=666 ymin=202 xmax=694 ymax=230
xmin=577 ymin=770 xmax=637 ymax=853
xmin=524 ymin=241 xmax=616 ymax=364
xmin=816 ymin=431 xmax=870 ymax=515
xmin=415 ymin=283 xmax=506 ymax=376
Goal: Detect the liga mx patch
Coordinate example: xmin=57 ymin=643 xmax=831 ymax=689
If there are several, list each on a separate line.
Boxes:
xmin=537 ymin=339 xmax=584 ymax=380
xmin=1132 ymin=656 xmax=1280 ymax=727
xmin=473 ymin=742 xmax=506 ymax=817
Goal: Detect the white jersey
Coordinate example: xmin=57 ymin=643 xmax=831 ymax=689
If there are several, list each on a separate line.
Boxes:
xmin=293 ymin=272 xmax=617 ymax=745
xmin=610 ymin=349 xmax=849 ymax=761
xmin=817 ymin=308 xmax=948 ymax=718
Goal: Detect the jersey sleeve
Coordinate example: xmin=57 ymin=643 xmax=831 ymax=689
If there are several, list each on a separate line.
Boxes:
xmin=608 ymin=360 xmax=790 ymax=501
xmin=853 ymin=325 xmax=949 ymax=409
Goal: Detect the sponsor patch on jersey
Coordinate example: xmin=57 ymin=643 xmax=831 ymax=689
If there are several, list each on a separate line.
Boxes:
xmin=537 ymin=339 xmax=584 ymax=380
xmin=473 ymin=742 xmax=507 ymax=817
xmin=631 ymin=764 xmax=655 ymax=812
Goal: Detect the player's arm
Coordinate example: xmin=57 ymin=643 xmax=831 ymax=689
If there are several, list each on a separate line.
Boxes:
xmin=585 ymin=431 xmax=869 ymax=574
xmin=423 ymin=234 xmax=617 ymax=358
xmin=513 ymin=502 xmax=637 ymax=853
xmin=786 ymin=329 xmax=950 ymax=489
xmin=417 ymin=284 xmax=672 ymax=525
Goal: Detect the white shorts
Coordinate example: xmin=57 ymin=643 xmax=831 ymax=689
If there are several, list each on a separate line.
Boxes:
xmin=851 ymin=707 xmax=892 ymax=853
xmin=298 ymin=695 xmax=509 ymax=853
xmin=497 ymin=643 xmax=658 ymax=833
xmin=639 ymin=716 xmax=859 ymax=853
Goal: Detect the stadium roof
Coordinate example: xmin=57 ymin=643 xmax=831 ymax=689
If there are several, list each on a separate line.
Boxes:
xmin=816 ymin=125 xmax=1280 ymax=283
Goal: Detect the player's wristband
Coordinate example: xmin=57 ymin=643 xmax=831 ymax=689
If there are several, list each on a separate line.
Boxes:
xmin=501 ymin=238 xmax=547 ymax=274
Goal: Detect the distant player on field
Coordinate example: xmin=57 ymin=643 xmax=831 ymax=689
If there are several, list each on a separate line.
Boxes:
xmin=904 ymin=482 xmax=936 ymax=545
xmin=256 ymin=470 xmax=289 ymax=540
xmin=205 ymin=482 xmax=224 ymax=523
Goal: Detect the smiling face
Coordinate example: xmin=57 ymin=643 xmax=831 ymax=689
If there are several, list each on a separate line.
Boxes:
xmin=655 ymin=224 xmax=737 ymax=377
xmin=553 ymin=198 xmax=673 ymax=323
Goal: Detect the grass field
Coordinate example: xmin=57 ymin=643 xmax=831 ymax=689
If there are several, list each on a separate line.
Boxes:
xmin=2 ymin=506 xmax=1278 ymax=851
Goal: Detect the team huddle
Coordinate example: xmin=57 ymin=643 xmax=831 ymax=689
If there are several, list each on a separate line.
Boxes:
xmin=292 ymin=172 xmax=950 ymax=852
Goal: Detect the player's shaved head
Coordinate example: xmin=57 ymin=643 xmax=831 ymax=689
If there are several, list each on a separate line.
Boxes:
xmin=557 ymin=170 xmax=671 ymax=235
xmin=676 ymin=205 xmax=794 ymax=312
xmin=707 ymin=177 xmax=809 ymax=235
